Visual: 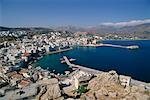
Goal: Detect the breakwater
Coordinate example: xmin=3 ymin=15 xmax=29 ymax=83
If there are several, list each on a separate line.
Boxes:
xmin=83 ymin=43 xmax=139 ymax=49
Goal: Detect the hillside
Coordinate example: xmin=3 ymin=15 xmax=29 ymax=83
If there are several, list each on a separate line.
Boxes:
xmin=1 ymin=22 xmax=150 ymax=34
xmin=53 ymin=23 xmax=150 ymax=34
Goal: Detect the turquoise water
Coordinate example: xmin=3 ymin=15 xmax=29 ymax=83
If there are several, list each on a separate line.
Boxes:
xmin=35 ymin=40 xmax=150 ymax=82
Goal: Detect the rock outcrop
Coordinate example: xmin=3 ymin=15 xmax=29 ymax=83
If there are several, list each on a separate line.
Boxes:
xmin=40 ymin=83 xmax=61 ymax=100
xmin=63 ymin=83 xmax=78 ymax=97
xmin=80 ymin=70 xmax=150 ymax=100
xmin=36 ymin=78 xmax=62 ymax=100
xmin=35 ymin=71 xmax=150 ymax=100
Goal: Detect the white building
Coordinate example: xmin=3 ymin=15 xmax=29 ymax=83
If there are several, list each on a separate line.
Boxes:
xmin=119 ymin=75 xmax=131 ymax=87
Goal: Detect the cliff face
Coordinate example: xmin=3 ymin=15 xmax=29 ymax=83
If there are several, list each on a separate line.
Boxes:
xmin=80 ymin=71 xmax=150 ymax=100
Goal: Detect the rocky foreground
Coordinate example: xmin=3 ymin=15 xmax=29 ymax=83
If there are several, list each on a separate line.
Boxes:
xmin=80 ymin=71 xmax=150 ymax=100
xmin=35 ymin=70 xmax=150 ymax=100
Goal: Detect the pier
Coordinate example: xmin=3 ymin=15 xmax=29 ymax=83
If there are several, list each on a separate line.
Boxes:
xmin=83 ymin=43 xmax=139 ymax=49
xmin=63 ymin=56 xmax=102 ymax=74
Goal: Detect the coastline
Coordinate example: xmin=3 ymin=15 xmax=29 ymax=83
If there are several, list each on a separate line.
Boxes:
xmin=34 ymin=40 xmax=150 ymax=83
xmin=63 ymin=56 xmax=150 ymax=89
xmin=100 ymin=39 xmax=150 ymax=41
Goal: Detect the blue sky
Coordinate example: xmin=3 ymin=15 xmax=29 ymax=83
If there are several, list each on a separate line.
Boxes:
xmin=0 ymin=0 xmax=150 ymax=27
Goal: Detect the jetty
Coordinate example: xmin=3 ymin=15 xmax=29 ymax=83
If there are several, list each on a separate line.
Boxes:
xmin=47 ymin=47 xmax=73 ymax=54
xmin=63 ymin=56 xmax=102 ymax=74
xmin=83 ymin=43 xmax=139 ymax=49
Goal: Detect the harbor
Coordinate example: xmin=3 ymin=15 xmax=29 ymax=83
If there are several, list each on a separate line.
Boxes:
xmin=36 ymin=40 xmax=150 ymax=82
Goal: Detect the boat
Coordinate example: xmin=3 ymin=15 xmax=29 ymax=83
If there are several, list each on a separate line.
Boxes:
xmin=69 ymin=58 xmax=76 ymax=62
xmin=61 ymin=60 xmax=65 ymax=63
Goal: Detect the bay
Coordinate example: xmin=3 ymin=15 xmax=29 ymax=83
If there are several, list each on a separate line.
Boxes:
xmin=35 ymin=40 xmax=150 ymax=82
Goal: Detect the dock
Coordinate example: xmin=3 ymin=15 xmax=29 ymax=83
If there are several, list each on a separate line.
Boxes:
xmin=63 ymin=56 xmax=102 ymax=74
xmin=47 ymin=47 xmax=73 ymax=54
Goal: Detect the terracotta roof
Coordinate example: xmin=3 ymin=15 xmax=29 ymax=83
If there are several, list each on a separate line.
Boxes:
xmin=19 ymin=68 xmax=29 ymax=74
xmin=18 ymin=80 xmax=31 ymax=88
xmin=23 ymin=51 xmax=29 ymax=57
xmin=11 ymin=74 xmax=23 ymax=79
xmin=6 ymin=71 xmax=17 ymax=77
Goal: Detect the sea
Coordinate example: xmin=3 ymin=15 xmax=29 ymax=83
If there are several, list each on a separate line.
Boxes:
xmin=35 ymin=40 xmax=150 ymax=82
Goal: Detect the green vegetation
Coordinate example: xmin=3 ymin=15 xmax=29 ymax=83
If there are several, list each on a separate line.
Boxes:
xmin=144 ymin=90 xmax=150 ymax=95
xmin=75 ymin=85 xmax=88 ymax=94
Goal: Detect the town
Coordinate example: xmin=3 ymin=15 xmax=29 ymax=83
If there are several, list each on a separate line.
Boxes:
xmin=0 ymin=29 xmax=150 ymax=100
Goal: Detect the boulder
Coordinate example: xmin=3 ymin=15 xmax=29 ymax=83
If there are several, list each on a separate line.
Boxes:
xmin=80 ymin=71 xmax=150 ymax=100
xmin=63 ymin=84 xmax=77 ymax=97
xmin=40 ymin=83 xmax=61 ymax=100
xmin=88 ymin=71 xmax=120 ymax=91
xmin=80 ymin=91 xmax=96 ymax=100
xmin=36 ymin=78 xmax=61 ymax=100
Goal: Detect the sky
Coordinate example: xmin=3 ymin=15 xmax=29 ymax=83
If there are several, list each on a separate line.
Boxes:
xmin=0 ymin=0 xmax=150 ymax=27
